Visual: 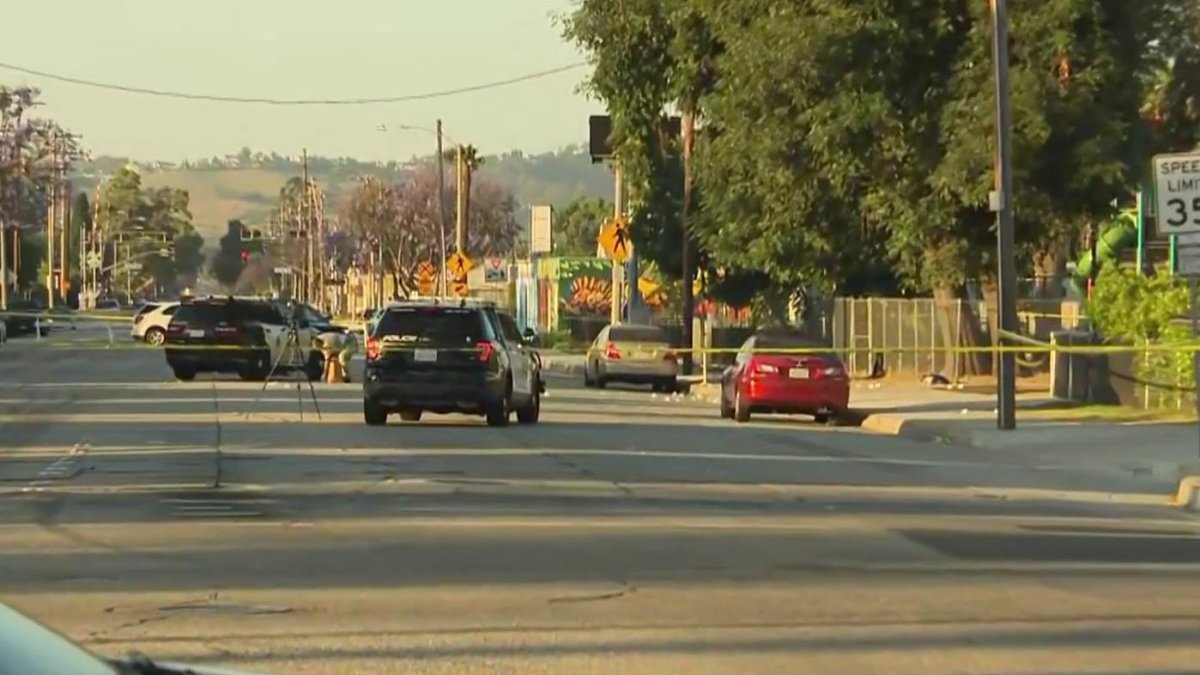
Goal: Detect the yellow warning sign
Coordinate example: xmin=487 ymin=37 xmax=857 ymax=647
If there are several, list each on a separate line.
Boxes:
xmin=447 ymin=251 xmax=474 ymax=278
xmin=415 ymin=261 xmax=436 ymax=295
xmin=598 ymin=216 xmax=632 ymax=264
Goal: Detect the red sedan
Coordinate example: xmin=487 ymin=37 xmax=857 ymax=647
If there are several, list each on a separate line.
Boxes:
xmin=719 ymin=332 xmax=850 ymax=424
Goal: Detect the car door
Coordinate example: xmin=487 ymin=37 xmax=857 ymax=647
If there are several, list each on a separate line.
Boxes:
xmin=488 ymin=310 xmax=529 ymax=400
xmin=497 ymin=312 xmax=535 ymax=397
xmin=250 ymin=303 xmax=291 ymax=366
xmin=724 ymin=336 xmax=755 ymax=403
xmin=588 ymin=326 xmax=610 ymax=378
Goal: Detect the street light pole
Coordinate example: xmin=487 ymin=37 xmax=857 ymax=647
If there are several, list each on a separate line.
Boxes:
xmin=990 ymin=0 xmax=1019 ymax=430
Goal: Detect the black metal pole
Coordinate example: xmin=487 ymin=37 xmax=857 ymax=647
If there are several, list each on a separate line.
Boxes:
xmin=991 ymin=0 xmax=1018 ymax=430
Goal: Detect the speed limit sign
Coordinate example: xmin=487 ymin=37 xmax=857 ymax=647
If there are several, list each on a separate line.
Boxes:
xmin=1154 ymin=152 xmax=1200 ymax=236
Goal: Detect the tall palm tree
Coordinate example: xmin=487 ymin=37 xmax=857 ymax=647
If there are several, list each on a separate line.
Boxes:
xmin=445 ymin=145 xmax=484 ymax=252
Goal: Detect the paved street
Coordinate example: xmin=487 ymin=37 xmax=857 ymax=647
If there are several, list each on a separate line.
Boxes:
xmin=3 ymin=327 xmax=1200 ymax=673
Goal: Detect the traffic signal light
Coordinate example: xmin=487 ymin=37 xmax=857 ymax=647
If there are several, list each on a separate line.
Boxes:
xmin=241 ymin=250 xmax=250 ymax=263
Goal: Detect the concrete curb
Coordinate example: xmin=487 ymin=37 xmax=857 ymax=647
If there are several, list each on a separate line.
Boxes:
xmin=858 ymin=413 xmax=978 ymax=446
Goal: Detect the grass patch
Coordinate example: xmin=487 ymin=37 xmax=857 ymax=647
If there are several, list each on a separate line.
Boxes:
xmin=1020 ymin=403 xmax=1196 ymax=424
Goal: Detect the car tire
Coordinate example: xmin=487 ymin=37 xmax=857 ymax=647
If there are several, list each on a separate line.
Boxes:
xmin=398 ymin=409 xmax=422 ymax=422
xmin=813 ymin=412 xmax=831 ymax=425
xmin=364 ymin=398 xmax=388 ymax=426
xmin=173 ymin=368 xmax=197 ymax=382
xmin=734 ymin=388 xmax=751 ymax=423
xmin=719 ymin=389 xmax=734 ymax=419
xmin=143 ymin=327 xmax=166 ymax=346
xmin=583 ymin=364 xmax=594 ymax=388
xmin=595 ymin=367 xmax=607 ymax=389
xmin=517 ymin=387 xmax=541 ymax=425
xmin=486 ymin=380 xmax=511 ymax=427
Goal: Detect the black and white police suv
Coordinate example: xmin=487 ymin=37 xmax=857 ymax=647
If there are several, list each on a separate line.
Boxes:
xmin=362 ymin=298 xmax=543 ymax=426
xmin=164 ymin=296 xmax=321 ymax=382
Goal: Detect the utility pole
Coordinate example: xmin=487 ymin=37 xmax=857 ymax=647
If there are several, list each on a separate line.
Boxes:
xmin=455 ymin=144 xmax=466 ymax=254
xmin=990 ymin=0 xmax=1019 ymax=430
xmin=680 ymin=110 xmax=697 ymax=376
xmin=46 ymin=133 xmax=59 ymax=309
xmin=435 ymin=120 xmax=449 ymax=296
xmin=301 ymin=149 xmax=311 ymax=305
xmin=0 ymin=220 xmax=7 ymax=311
xmin=61 ymin=180 xmax=71 ymax=305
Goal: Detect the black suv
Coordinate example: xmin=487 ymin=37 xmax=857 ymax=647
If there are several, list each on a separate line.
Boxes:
xmin=164 ymin=296 xmax=321 ymax=381
xmin=362 ymin=299 xmax=543 ymax=426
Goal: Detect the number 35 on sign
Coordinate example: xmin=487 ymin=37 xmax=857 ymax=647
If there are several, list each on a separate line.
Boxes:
xmin=1154 ymin=152 xmax=1200 ymax=236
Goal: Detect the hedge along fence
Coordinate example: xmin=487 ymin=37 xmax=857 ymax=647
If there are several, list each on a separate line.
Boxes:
xmin=1088 ymin=265 xmax=1196 ymax=410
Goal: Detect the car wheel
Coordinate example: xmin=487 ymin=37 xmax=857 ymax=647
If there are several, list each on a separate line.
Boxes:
xmin=734 ymin=388 xmax=751 ymax=423
xmin=595 ymin=367 xmax=607 ymax=389
xmin=719 ymin=388 xmax=734 ymax=419
xmin=364 ymin=398 xmax=388 ymax=426
xmin=583 ymin=364 xmax=594 ymax=388
xmin=143 ymin=327 xmax=166 ymax=346
xmin=398 ymin=409 xmax=422 ymax=422
xmin=813 ymin=412 xmax=831 ymax=425
xmin=486 ymin=380 xmax=512 ymax=427
xmin=173 ymin=368 xmax=196 ymax=382
xmin=517 ymin=387 xmax=541 ymax=425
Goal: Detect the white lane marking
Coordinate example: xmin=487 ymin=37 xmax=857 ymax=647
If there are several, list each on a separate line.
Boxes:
xmin=161 ymin=498 xmax=274 ymax=505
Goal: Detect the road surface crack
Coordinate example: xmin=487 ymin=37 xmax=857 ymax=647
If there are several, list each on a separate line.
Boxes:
xmin=549 ymin=583 xmax=637 ymax=604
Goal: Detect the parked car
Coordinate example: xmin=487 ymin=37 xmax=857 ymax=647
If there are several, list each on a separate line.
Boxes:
xmin=130 ymin=301 xmax=180 ymax=345
xmin=164 ymin=296 xmax=321 ymax=381
xmin=719 ymin=330 xmax=850 ymax=424
xmin=583 ymin=323 xmax=679 ymax=392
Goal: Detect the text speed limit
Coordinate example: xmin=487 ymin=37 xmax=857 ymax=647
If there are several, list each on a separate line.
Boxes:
xmin=1155 ymin=152 xmax=1200 ymax=236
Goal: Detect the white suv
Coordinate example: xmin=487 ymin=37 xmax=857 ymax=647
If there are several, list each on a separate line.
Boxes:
xmin=131 ymin=302 xmax=180 ymax=345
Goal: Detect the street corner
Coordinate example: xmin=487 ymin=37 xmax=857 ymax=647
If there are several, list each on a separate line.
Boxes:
xmin=858 ymin=412 xmax=977 ymax=446
xmin=1172 ymin=463 xmax=1200 ymax=512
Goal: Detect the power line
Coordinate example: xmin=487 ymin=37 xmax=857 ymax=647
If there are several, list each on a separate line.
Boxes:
xmin=0 ymin=60 xmax=587 ymax=105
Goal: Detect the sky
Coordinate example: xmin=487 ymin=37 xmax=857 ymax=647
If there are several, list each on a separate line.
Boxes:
xmin=0 ymin=0 xmax=600 ymax=162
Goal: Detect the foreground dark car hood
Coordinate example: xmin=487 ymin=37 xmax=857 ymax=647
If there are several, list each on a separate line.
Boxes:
xmin=110 ymin=658 xmax=270 ymax=675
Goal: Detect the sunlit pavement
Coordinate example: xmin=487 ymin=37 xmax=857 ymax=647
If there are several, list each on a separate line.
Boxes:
xmin=3 ymin=331 xmax=1200 ymax=674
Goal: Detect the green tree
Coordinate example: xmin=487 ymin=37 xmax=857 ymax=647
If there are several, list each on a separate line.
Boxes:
xmin=211 ymin=220 xmax=248 ymax=289
xmin=553 ymin=196 xmax=611 ymax=257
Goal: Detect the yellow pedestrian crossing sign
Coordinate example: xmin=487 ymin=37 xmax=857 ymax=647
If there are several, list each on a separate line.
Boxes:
xmin=598 ymin=216 xmax=632 ymax=264
xmin=447 ymin=251 xmax=473 ymax=278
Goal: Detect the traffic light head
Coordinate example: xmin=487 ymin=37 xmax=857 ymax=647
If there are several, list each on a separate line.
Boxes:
xmin=241 ymin=250 xmax=250 ymax=263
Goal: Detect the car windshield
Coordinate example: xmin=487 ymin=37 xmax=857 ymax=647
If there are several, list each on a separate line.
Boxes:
xmin=754 ymin=332 xmax=838 ymax=359
xmin=374 ymin=307 xmax=482 ymax=344
xmin=610 ymin=325 xmax=668 ymax=343
xmin=0 ymin=603 xmax=114 ymax=675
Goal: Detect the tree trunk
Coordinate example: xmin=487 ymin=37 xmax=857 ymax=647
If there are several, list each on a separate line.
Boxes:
xmin=932 ymin=284 xmax=987 ymax=379
xmin=1033 ymin=248 xmax=1063 ymax=298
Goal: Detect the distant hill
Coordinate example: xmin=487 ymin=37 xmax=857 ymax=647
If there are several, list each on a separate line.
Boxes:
xmin=71 ymin=146 xmax=612 ymax=247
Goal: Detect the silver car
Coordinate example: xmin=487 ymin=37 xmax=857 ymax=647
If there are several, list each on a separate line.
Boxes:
xmin=583 ymin=323 xmax=679 ymax=392
xmin=130 ymin=302 xmax=179 ymax=345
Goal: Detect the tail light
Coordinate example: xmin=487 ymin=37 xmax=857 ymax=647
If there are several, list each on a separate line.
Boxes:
xmin=366 ymin=337 xmax=381 ymax=361
xmin=604 ymin=342 xmax=620 ymax=359
xmin=166 ymin=322 xmax=186 ymax=336
xmin=661 ymin=350 xmax=677 ymax=362
xmin=133 ymin=314 xmax=145 ymax=325
xmin=815 ymin=362 xmax=845 ymax=378
xmin=476 ymin=340 xmax=497 ymax=363
xmin=750 ymin=358 xmax=779 ymax=375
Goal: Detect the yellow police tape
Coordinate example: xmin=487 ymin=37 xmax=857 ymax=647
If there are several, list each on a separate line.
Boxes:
xmin=3 ymin=340 xmax=1200 ymax=356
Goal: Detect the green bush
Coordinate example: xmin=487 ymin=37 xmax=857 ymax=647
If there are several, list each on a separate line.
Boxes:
xmin=1087 ymin=266 xmax=1193 ymax=407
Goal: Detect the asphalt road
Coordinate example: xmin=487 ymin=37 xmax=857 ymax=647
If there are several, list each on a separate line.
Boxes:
xmin=3 ymin=324 xmax=1200 ymax=674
